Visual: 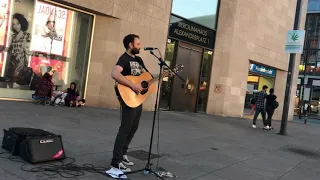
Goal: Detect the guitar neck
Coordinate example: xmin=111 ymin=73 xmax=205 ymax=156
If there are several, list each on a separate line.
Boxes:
xmin=147 ymin=75 xmax=161 ymax=84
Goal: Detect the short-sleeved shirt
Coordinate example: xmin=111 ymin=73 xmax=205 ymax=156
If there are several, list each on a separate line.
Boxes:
xmin=116 ymin=52 xmax=146 ymax=76
xmin=115 ymin=52 xmax=147 ymax=96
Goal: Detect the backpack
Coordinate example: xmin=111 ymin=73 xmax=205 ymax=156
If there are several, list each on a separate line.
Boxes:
xmin=273 ymin=101 xmax=279 ymax=109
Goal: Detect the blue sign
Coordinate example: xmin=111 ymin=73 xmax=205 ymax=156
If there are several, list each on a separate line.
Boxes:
xmin=249 ymin=63 xmax=276 ymax=77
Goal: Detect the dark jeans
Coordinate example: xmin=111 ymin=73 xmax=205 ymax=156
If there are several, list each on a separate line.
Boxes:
xmin=111 ymin=98 xmax=142 ymax=166
xmin=253 ymin=107 xmax=267 ymax=126
xmin=266 ymin=106 xmax=275 ymax=127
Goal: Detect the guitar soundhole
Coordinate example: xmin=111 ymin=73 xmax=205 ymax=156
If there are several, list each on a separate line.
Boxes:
xmin=140 ymin=81 xmax=149 ymax=95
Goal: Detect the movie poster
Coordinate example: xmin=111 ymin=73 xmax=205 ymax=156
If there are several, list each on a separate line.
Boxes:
xmin=30 ymin=1 xmax=68 ymax=56
xmin=29 ymin=56 xmax=65 ymax=81
xmin=0 ymin=0 xmax=10 ymax=47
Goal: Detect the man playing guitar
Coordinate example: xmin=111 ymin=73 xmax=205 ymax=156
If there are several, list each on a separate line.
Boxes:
xmin=110 ymin=34 xmax=149 ymax=172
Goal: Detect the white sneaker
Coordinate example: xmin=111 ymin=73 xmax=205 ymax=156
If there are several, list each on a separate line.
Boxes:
xmin=122 ymin=155 xmax=134 ymax=166
xmin=264 ymin=126 xmax=270 ymax=130
xmin=112 ymin=162 xmax=131 ymax=173
xmin=252 ymin=125 xmax=257 ymax=128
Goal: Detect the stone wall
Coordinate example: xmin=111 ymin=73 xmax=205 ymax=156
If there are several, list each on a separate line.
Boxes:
xmin=59 ymin=0 xmax=173 ymax=110
xmin=206 ymin=0 xmax=308 ymax=120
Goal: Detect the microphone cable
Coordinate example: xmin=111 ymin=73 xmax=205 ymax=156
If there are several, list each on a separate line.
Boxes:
xmin=0 ymin=151 xmax=118 ymax=179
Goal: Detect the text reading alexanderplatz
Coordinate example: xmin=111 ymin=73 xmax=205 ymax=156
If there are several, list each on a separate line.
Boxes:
xmin=174 ymin=22 xmax=210 ymax=45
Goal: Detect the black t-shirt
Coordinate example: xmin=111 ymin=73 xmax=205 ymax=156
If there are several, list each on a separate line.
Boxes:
xmin=114 ymin=53 xmax=147 ymax=96
xmin=266 ymin=94 xmax=277 ymax=107
xmin=116 ymin=53 xmax=147 ymax=76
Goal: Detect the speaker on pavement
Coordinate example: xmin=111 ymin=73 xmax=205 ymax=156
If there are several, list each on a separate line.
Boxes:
xmin=19 ymin=135 xmax=66 ymax=164
xmin=2 ymin=129 xmax=19 ymax=153
xmin=2 ymin=127 xmax=55 ymax=155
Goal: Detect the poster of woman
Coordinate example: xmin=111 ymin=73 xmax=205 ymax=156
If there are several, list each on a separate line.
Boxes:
xmin=0 ymin=13 xmax=33 ymax=88
xmin=30 ymin=1 xmax=68 ymax=56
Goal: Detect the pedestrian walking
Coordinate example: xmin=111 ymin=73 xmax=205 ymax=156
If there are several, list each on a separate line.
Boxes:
xmin=266 ymin=88 xmax=278 ymax=130
xmin=252 ymin=85 xmax=268 ymax=130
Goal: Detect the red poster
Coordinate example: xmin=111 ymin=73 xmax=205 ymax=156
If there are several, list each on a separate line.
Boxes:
xmin=29 ymin=56 xmax=65 ymax=81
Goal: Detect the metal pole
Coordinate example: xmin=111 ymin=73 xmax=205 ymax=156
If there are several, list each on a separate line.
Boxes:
xmin=279 ymin=0 xmax=302 ymax=135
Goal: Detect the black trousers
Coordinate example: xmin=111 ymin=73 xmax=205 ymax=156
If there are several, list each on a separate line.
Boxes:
xmin=111 ymin=98 xmax=142 ymax=166
xmin=253 ymin=107 xmax=267 ymax=126
xmin=266 ymin=106 xmax=275 ymax=127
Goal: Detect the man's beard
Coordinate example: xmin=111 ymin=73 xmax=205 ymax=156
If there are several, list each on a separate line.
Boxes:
xmin=131 ymin=47 xmax=140 ymax=55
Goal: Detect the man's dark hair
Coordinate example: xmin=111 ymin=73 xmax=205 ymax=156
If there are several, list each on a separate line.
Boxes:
xmin=123 ymin=34 xmax=139 ymax=50
xmin=263 ymin=85 xmax=268 ymax=90
xmin=270 ymin=88 xmax=274 ymax=94
xmin=12 ymin=13 xmax=29 ymax=32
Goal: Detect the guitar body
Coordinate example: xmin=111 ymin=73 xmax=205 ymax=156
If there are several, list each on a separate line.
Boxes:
xmin=116 ymin=72 xmax=157 ymax=108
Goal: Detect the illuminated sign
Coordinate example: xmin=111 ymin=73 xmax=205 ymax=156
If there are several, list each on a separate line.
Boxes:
xmin=249 ymin=63 xmax=276 ymax=77
xmin=168 ymin=15 xmax=215 ymax=49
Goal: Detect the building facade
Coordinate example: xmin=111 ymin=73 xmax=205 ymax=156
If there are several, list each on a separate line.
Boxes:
xmin=296 ymin=0 xmax=320 ymax=117
xmin=0 ymin=0 xmax=172 ymax=111
xmin=158 ymin=0 xmax=308 ymax=121
xmin=0 ymin=0 xmax=309 ymax=121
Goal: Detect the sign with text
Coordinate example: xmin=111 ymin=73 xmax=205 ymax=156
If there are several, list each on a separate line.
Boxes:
xmin=168 ymin=15 xmax=215 ymax=49
xmin=249 ymin=63 xmax=276 ymax=77
xmin=30 ymin=1 xmax=68 ymax=56
xmin=285 ymin=30 xmax=305 ymax=54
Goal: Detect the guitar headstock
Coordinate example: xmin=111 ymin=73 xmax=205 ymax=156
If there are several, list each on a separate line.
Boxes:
xmin=163 ymin=64 xmax=184 ymax=78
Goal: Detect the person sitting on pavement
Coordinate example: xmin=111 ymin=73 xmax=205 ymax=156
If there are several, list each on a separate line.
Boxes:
xmin=54 ymin=82 xmax=85 ymax=107
xmin=34 ymin=72 xmax=54 ymax=99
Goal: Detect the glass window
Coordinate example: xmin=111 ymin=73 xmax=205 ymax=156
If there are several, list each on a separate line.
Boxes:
xmin=171 ymin=0 xmax=219 ymax=30
xmin=159 ymin=39 xmax=178 ymax=110
xmin=301 ymin=14 xmax=320 ymax=77
xmin=197 ymin=49 xmax=213 ymax=112
xmin=0 ymin=0 xmax=93 ymax=100
xmin=308 ymin=0 xmax=320 ymax=13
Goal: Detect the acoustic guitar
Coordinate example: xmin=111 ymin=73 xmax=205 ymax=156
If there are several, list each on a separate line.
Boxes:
xmin=115 ymin=64 xmax=184 ymax=108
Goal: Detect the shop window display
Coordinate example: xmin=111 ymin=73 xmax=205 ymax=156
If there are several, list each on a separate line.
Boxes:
xmin=0 ymin=0 xmax=93 ymax=99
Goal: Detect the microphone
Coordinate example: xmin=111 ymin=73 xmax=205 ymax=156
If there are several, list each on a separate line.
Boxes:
xmin=144 ymin=47 xmax=158 ymax=51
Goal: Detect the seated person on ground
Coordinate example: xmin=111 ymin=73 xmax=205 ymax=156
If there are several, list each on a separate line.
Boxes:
xmin=55 ymin=82 xmax=86 ymax=107
xmin=64 ymin=82 xmax=80 ymax=106
xmin=34 ymin=72 xmax=54 ymax=99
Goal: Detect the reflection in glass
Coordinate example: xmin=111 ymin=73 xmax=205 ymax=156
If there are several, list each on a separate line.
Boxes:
xmin=0 ymin=0 xmax=93 ymax=100
xmin=300 ymin=14 xmax=320 ymax=77
xmin=197 ymin=50 xmax=212 ymax=112
xmin=159 ymin=39 xmax=177 ymax=110
xmin=171 ymin=0 xmax=219 ymax=29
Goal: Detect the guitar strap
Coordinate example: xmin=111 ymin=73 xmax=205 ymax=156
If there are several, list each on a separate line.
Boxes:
xmin=136 ymin=56 xmax=154 ymax=78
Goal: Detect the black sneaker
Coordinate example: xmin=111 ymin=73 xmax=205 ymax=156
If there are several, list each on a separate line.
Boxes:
xmin=122 ymin=155 xmax=134 ymax=166
xmin=111 ymin=162 xmax=131 ymax=173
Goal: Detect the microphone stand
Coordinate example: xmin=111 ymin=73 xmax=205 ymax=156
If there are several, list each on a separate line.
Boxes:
xmin=127 ymin=49 xmax=185 ymax=179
